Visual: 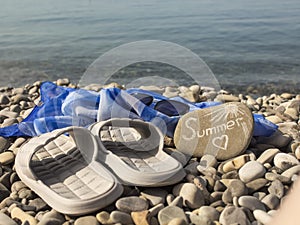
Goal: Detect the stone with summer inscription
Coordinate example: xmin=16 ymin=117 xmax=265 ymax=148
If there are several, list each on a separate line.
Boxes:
xmin=174 ymin=102 xmax=254 ymax=160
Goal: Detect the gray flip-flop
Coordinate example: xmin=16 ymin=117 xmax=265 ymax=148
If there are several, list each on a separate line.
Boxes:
xmin=89 ymin=118 xmax=186 ymax=187
xmin=15 ymin=127 xmax=123 ymax=215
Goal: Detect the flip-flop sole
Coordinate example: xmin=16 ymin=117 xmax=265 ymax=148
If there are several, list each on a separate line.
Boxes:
xmin=174 ymin=102 xmax=254 ymax=160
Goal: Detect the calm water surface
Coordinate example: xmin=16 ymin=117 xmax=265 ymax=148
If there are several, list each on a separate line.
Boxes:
xmin=0 ymin=0 xmax=299 ymax=93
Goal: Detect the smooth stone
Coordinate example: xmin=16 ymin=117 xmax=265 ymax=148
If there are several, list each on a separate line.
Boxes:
xmin=261 ymin=194 xmax=280 ymax=210
xmin=110 ymin=211 xmax=132 ymax=224
xmin=179 ymin=90 xmax=199 ymax=102
xmin=11 ymin=94 xmax=29 ymax=104
xmin=0 ymin=172 xmax=11 ymax=189
xmin=167 ymin=218 xmax=188 ymax=225
xmin=284 ymin=108 xmax=299 ymax=120
xmin=189 ymin=85 xmax=201 ymax=95
xmin=149 ymin=204 xmax=164 ymax=217
xmin=139 ymin=85 xmax=164 ymax=94
xmin=222 ymin=155 xmax=250 ymax=173
xmin=172 ymin=183 xmax=204 ymax=209
xmin=28 ymin=198 xmax=48 ymax=211
xmin=11 ymin=181 xmax=27 ymax=192
xmin=96 ymin=211 xmax=110 ymax=224
xmin=1 ymin=118 xmax=18 ymax=127
xmin=0 ymin=137 xmax=9 ymax=153
xmin=11 ymin=207 xmax=37 ymax=225
xmin=174 ymin=102 xmax=253 ymax=160
xmin=184 ymin=161 xmax=199 ymax=175
xmin=239 ymin=161 xmax=266 ymax=183
xmin=131 ymin=210 xmax=149 ymax=225
xmin=273 ymin=153 xmax=299 ymax=170
xmin=0 ymin=152 xmax=15 ymax=165
xmin=141 ymin=188 xmax=167 ymax=206
xmin=199 ymin=154 xmax=218 ymax=169
xmin=0 ymin=95 xmax=10 ymax=105
xmin=194 ymin=206 xmax=220 ymax=221
xmin=158 ymin=206 xmax=188 ymax=225
xmin=222 ymin=179 xmax=247 ymax=204
xmin=266 ymin=115 xmax=283 ymax=124
xmin=216 ymin=94 xmax=240 ymax=102
xmin=38 ymin=210 xmax=65 ymax=225
xmin=295 ymin=146 xmax=300 ymax=159
xmin=0 ymin=110 xmax=18 ymax=118
xmin=0 ymin=211 xmax=18 ymax=225
xmin=189 ymin=213 xmax=215 ymax=225
xmin=245 ymin=178 xmax=269 ymax=194
xmin=219 ymin=206 xmax=250 ymax=225
xmin=0 ymin=183 xmax=10 ymax=202
xmin=280 ymin=93 xmax=294 ymax=99
xmin=163 ymin=91 xmax=179 ymax=98
xmin=9 ymin=137 xmax=26 ymax=150
xmin=56 ymin=78 xmax=70 ymax=86
xmin=268 ymin=180 xmax=285 ymax=199
xmin=265 ymin=172 xmax=290 ymax=184
xmin=116 ymin=196 xmax=149 ymax=213
xmin=281 ymin=165 xmax=300 ymax=178
xmin=238 ymin=196 xmax=266 ymax=211
xmin=253 ymin=210 xmax=272 ymax=225
xmin=257 ymin=148 xmax=280 ymax=164
xmin=74 ymin=216 xmax=99 ymax=225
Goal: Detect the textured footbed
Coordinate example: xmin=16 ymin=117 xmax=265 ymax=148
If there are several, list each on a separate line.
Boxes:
xmin=100 ymin=126 xmax=163 ymax=173
xmin=30 ymin=135 xmax=114 ymax=200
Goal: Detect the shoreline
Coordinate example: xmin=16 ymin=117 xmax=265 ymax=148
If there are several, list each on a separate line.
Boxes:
xmin=0 ymin=78 xmax=299 ymax=225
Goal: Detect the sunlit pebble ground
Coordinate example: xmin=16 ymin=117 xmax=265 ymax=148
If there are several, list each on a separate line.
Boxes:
xmin=0 ymin=78 xmax=299 ymax=225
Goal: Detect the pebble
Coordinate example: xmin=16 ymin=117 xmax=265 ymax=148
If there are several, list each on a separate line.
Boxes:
xmin=219 ymin=206 xmax=250 ymax=225
xmin=38 ymin=210 xmax=65 ymax=225
xmin=110 ymin=211 xmax=133 ymax=224
xmin=265 ymin=172 xmax=290 ymax=184
xmin=131 ymin=210 xmax=149 ymax=225
xmin=141 ymin=188 xmax=167 ymax=206
xmin=261 ymin=194 xmax=280 ymax=210
xmin=167 ymin=218 xmax=188 ymax=225
xmin=74 ymin=216 xmax=99 ymax=225
xmin=169 ymin=196 xmax=183 ymax=208
xmin=245 ymin=178 xmax=269 ymax=194
xmin=198 ymin=154 xmax=218 ymax=170
xmin=238 ymin=196 xmax=266 ymax=211
xmin=11 ymin=207 xmax=37 ymax=225
xmin=268 ymin=180 xmax=285 ymax=199
xmin=158 ymin=206 xmax=188 ymax=225
xmin=28 ymin=198 xmax=48 ymax=211
xmin=115 ymin=196 xmax=149 ymax=213
xmin=273 ymin=153 xmax=299 ymax=170
xmin=0 ymin=137 xmax=9 ymax=153
xmin=96 ymin=211 xmax=110 ymax=224
xmin=172 ymin=183 xmax=204 ymax=209
xmin=56 ymin=78 xmax=70 ymax=86
xmin=239 ymin=161 xmax=266 ymax=183
xmin=222 ymin=155 xmax=250 ymax=173
xmin=266 ymin=115 xmax=283 ymax=124
xmin=222 ymin=179 xmax=248 ymax=204
xmin=0 ymin=94 xmax=10 ymax=105
xmin=0 ymin=183 xmax=10 ymax=202
xmin=256 ymin=148 xmax=280 ymax=164
xmin=253 ymin=210 xmax=272 ymax=225
xmin=0 ymin=211 xmax=18 ymax=225
xmin=0 ymin=151 xmax=15 ymax=165
xmin=216 ymin=94 xmax=240 ymax=102
xmin=281 ymin=165 xmax=300 ymax=178
xmin=193 ymin=206 xmax=220 ymax=221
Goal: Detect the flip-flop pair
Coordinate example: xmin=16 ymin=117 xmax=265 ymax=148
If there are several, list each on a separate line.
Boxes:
xmin=15 ymin=118 xmax=185 ymax=215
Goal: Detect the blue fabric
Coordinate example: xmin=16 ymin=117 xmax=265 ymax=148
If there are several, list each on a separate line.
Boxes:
xmin=0 ymin=81 xmax=278 ymax=137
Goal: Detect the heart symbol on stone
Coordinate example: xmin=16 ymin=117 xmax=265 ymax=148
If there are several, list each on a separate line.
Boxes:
xmin=212 ymin=135 xmax=229 ymax=150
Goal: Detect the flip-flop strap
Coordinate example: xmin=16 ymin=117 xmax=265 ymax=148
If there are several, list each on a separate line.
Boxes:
xmin=89 ymin=118 xmax=164 ymax=152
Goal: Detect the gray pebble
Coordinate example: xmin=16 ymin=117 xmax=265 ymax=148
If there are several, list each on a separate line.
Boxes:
xmin=110 ymin=211 xmax=133 ymax=224
xmin=0 ymin=137 xmax=9 ymax=153
xmin=245 ymin=178 xmax=269 ymax=194
xmin=0 ymin=152 xmax=15 ymax=165
xmin=0 ymin=95 xmax=10 ymax=105
xmin=265 ymin=172 xmax=290 ymax=184
xmin=115 ymin=196 xmax=148 ymax=213
xmin=141 ymin=188 xmax=167 ymax=206
xmin=256 ymin=148 xmax=280 ymax=164
xmin=28 ymin=198 xmax=48 ymax=211
xmin=239 ymin=161 xmax=266 ymax=183
xmin=253 ymin=210 xmax=272 ymax=225
xmin=0 ymin=183 xmax=10 ymax=202
xmin=195 ymin=205 xmax=220 ymax=221
xmin=219 ymin=205 xmax=251 ymax=225
xmin=261 ymin=194 xmax=280 ymax=210
xmin=173 ymin=183 xmax=205 ymax=209
xmin=74 ymin=216 xmax=99 ymax=225
xmin=268 ymin=180 xmax=285 ymax=199
xmin=273 ymin=153 xmax=299 ymax=170
xmin=238 ymin=196 xmax=266 ymax=211
xmin=158 ymin=206 xmax=188 ymax=225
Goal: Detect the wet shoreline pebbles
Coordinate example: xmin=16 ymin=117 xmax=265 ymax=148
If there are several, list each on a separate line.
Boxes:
xmin=0 ymin=78 xmax=299 ymax=225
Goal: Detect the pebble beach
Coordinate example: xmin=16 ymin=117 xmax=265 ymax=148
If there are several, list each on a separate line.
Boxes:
xmin=0 ymin=78 xmax=299 ymax=225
